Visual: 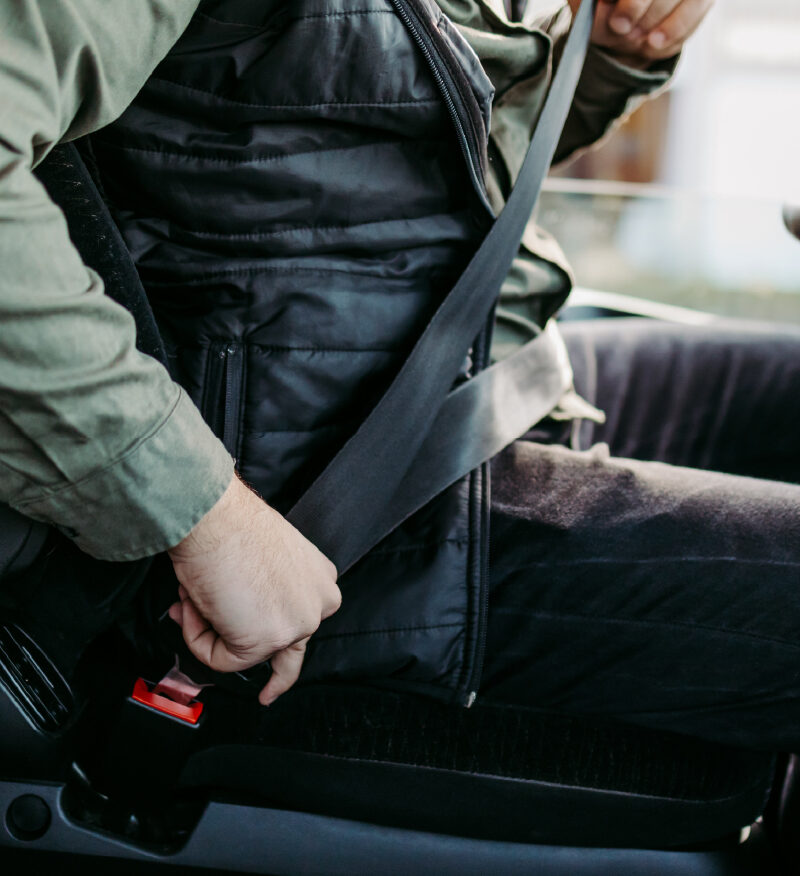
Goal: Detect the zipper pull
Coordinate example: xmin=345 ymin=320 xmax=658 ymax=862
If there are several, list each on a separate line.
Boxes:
xmin=220 ymin=343 xmax=243 ymax=459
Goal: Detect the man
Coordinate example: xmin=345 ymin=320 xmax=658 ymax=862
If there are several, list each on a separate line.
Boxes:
xmin=5 ymin=0 xmax=800 ymax=752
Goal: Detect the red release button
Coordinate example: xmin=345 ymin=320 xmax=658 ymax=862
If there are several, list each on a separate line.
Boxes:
xmin=131 ymin=677 xmax=204 ymax=725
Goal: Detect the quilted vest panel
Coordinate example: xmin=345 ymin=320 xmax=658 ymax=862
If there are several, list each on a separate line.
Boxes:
xmin=91 ymin=0 xmax=495 ymax=703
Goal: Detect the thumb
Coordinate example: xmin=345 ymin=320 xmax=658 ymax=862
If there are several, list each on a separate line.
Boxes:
xmin=258 ymin=637 xmax=309 ymax=706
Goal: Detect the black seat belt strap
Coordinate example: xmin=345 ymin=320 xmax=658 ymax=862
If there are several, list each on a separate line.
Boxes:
xmin=288 ymin=0 xmax=595 ymax=570
xmin=353 ymin=323 xmax=572 ymax=571
xmin=35 ymin=143 xmax=170 ymax=370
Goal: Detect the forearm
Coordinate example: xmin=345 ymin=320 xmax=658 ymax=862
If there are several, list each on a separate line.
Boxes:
xmin=0 ymin=0 xmax=234 ymax=561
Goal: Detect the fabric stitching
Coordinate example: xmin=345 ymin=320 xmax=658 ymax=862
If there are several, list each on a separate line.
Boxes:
xmin=194 ymin=9 xmax=396 ymax=29
xmin=495 ymin=607 xmax=800 ymax=652
xmin=246 ymin=344 xmax=402 ymax=353
xmin=149 ymin=78 xmax=440 ymax=111
xmin=160 ymin=338 xmax=409 ymax=353
xmin=146 ymin=216 xmax=454 ymax=241
xmin=170 ymin=345 xmax=402 ymax=355
xmin=193 ymin=11 xmax=266 ymax=30
xmin=313 ymin=622 xmax=463 ymax=642
xmin=502 ymin=555 xmax=800 ymax=571
xmin=611 ymin=691 xmax=800 ymax=719
xmin=366 ymin=537 xmax=470 ymax=557
xmin=144 ymin=265 xmax=445 ymax=285
xmin=91 ymin=138 xmax=433 ymax=168
xmin=243 ymin=426 xmax=347 ymax=436
xmin=288 ymin=11 xmax=396 ymax=22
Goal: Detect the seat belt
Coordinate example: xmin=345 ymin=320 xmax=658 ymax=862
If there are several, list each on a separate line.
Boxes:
xmin=288 ymin=0 xmax=595 ymax=572
xmin=34 ymin=141 xmax=170 ymax=370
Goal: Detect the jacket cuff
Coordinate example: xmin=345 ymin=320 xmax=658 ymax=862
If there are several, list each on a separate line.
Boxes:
xmin=14 ymin=389 xmax=234 ymax=561
xmin=577 ymin=44 xmax=678 ymax=106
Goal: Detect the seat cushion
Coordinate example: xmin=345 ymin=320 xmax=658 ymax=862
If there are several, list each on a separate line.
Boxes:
xmin=180 ymin=685 xmax=776 ymax=849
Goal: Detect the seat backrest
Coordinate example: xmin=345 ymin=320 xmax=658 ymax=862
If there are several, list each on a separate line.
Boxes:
xmin=34 ymin=143 xmax=168 ymax=368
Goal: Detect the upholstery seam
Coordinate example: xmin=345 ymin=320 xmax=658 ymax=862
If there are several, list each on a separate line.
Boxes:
xmin=245 ymin=747 xmax=771 ymax=802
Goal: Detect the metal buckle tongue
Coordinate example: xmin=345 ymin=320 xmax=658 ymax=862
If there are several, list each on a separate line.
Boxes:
xmin=154 ymin=660 xmax=212 ymax=706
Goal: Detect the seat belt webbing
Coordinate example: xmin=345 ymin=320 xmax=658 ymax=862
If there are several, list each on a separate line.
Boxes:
xmin=358 ymin=323 xmax=572 ymax=567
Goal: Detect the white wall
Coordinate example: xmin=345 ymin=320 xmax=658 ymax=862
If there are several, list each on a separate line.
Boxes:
xmin=660 ymin=3 xmax=800 ymax=202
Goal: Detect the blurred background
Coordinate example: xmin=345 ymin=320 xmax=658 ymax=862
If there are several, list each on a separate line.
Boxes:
xmin=540 ymin=0 xmax=800 ymax=321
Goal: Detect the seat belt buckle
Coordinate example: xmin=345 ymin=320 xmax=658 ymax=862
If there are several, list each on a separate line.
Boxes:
xmin=129 ymin=660 xmax=210 ymax=726
xmin=131 ymin=677 xmax=204 ymax=726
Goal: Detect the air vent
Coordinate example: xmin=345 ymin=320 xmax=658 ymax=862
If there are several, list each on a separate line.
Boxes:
xmin=0 ymin=624 xmax=73 ymax=733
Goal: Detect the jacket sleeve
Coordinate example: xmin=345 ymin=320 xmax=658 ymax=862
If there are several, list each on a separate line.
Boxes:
xmin=0 ymin=0 xmax=234 ymax=562
xmin=530 ymin=2 xmax=677 ymax=165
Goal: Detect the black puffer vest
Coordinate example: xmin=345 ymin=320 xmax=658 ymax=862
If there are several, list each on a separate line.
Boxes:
xmin=91 ymin=0 xmax=498 ymax=704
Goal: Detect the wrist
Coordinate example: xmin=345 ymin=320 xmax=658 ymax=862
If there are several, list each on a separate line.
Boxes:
xmin=168 ymin=472 xmax=243 ymax=560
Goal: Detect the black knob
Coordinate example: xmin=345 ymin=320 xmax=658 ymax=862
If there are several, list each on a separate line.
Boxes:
xmin=5 ymin=794 xmax=51 ymax=841
xmin=784 ymin=205 xmax=800 ymax=242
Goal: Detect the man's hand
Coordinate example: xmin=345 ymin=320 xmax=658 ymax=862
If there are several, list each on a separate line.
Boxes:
xmin=568 ymin=0 xmax=714 ymax=67
xmin=167 ymin=475 xmax=341 ymax=706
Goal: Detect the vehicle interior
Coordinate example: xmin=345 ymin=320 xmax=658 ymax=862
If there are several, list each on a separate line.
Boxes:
xmin=1 ymin=143 xmax=799 ymax=875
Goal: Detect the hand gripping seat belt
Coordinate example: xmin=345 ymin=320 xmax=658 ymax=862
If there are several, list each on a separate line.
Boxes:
xmin=287 ymin=0 xmax=595 ymax=572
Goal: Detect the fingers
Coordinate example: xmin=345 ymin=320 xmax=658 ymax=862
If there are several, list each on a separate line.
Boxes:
xmin=170 ymin=593 xmax=311 ymax=704
xmin=167 ymin=601 xmax=182 ymax=624
xmin=609 ymin=0 xmax=677 ymax=36
xmin=645 ymin=0 xmax=713 ymax=54
xmin=590 ymin=0 xmax=714 ymax=62
xmin=606 ymin=0 xmax=659 ymax=36
xmin=321 ymin=579 xmax=342 ymax=620
xmin=258 ymin=638 xmax=309 ymax=706
xmin=178 ymin=591 xmax=254 ymax=673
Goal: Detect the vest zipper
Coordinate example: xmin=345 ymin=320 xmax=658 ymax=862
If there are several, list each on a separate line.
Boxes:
xmin=205 ymin=341 xmax=245 ymax=461
xmin=463 ymin=320 xmax=494 ymax=707
xmin=222 ymin=342 xmax=244 ymax=460
xmin=390 ymin=0 xmax=494 ymax=218
xmin=392 ymin=0 xmax=496 ymax=705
